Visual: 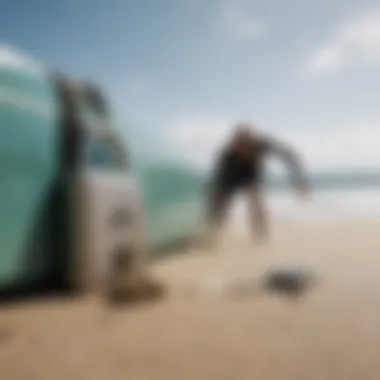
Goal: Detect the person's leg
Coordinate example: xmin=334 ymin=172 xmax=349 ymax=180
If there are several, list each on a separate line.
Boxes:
xmin=247 ymin=185 xmax=268 ymax=243
xmin=204 ymin=186 xmax=233 ymax=248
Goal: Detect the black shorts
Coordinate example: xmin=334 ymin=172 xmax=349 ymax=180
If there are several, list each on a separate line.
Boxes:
xmin=208 ymin=178 xmax=261 ymax=223
xmin=216 ymin=176 xmax=261 ymax=194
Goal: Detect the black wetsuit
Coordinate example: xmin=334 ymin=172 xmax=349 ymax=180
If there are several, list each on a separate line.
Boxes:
xmin=213 ymin=139 xmax=271 ymax=194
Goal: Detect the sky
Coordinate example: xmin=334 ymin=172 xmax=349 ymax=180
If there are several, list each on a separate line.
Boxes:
xmin=1 ymin=0 xmax=380 ymax=173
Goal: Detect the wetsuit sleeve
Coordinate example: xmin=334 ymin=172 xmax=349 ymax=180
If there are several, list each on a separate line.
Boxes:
xmin=263 ymin=138 xmax=309 ymax=193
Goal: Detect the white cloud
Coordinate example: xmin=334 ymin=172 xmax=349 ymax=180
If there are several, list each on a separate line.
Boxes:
xmin=167 ymin=116 xmax=236 ymax=170
xmin=308 ymin=9 xmax=380 ymax=75
xmin=216 ymin=0 xmax=265 ymax=41
xmin=167 ymin=116 xmax=380 ymax=173
xmin=283 ymin=125 xmax=380 ymax=172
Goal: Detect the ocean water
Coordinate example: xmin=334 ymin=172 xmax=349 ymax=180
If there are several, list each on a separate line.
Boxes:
xmin=234 ymin=178 xmax=380 ymax=222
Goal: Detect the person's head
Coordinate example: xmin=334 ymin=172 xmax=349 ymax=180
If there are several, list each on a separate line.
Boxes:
xmin=230 ymin=122 xmax=258 ymax=157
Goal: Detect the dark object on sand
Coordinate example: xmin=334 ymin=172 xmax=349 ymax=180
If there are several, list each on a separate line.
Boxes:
xmin=263 ymin=265 xmax=315 ymax=296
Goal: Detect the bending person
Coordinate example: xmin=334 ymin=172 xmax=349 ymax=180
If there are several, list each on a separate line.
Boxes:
xmin=206 ymin=123 xmax=310 ymax=245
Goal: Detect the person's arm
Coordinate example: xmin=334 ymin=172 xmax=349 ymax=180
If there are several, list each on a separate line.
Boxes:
xmin=264 ymin=138 xmax=310 ymax=196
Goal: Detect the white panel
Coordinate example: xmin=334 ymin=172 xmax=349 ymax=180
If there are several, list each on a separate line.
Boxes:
xmin=70 ymin=170 xmax=147 ymax=293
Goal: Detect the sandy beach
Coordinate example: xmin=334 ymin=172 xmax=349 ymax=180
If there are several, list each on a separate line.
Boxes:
xmin=1 ymin=219 xmax=380 ymax=380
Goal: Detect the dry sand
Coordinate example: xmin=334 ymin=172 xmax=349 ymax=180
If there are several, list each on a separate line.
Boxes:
xmin=1 ymin=220 xmax=380 ymax=380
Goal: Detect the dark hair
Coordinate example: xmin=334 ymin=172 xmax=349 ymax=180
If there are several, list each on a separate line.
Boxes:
xmin=231 ymin=122 xmax=255 ymax=143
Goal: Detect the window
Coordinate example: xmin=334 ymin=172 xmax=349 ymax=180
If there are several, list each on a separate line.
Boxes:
xmin=52 ymin=73 xmax=128 ymax=171
xmin=85 ymin=132 xmax=128 ymax=170
xmin=84 ymin=85 xmax=109 ymax=116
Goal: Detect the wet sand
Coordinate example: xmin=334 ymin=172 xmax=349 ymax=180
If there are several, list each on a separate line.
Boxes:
xmin=1 ymin=220 xmax=380 ymax=380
